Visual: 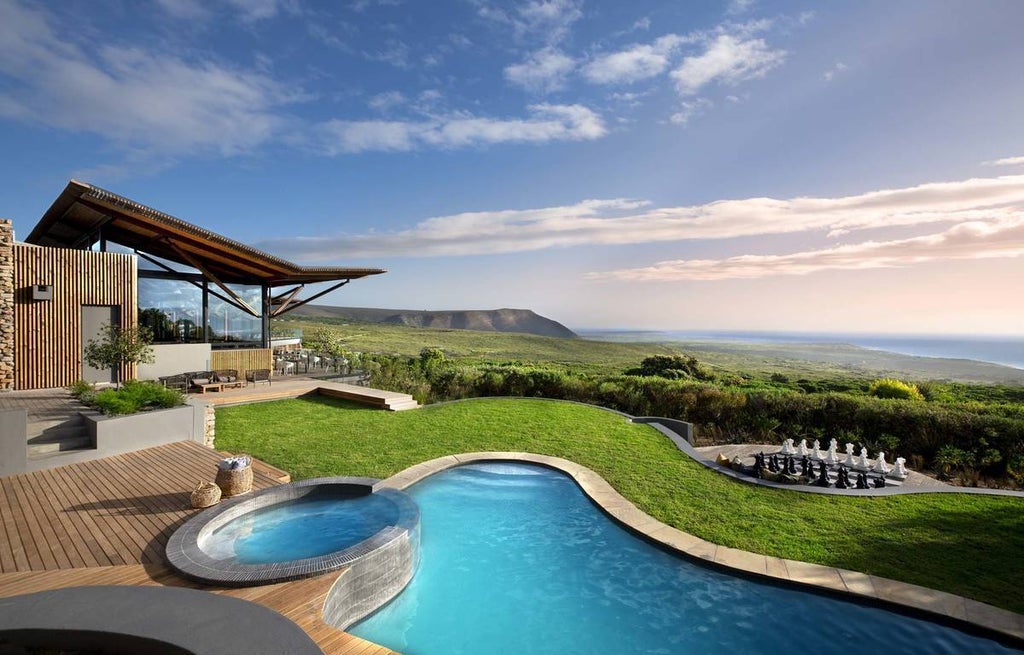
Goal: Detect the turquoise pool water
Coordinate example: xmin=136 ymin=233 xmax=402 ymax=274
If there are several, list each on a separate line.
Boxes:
xmin=351 ymin=463 xmax=1019 ymax=654
xmin=202 ymin=493 xmax=399 ymax=564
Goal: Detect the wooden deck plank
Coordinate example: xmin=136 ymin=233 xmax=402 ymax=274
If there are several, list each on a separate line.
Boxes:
xmin=0 ymin=478 xmax=23 ymax=572
xmin=36 ymin=457 xmax=130 ymax=569
xmin=4 ymin=474 xmax=54 ymax=570
xmin=37 ymin=466 xmax=110 ymax=568
xmin=81 ymin=453 xmax=182 ymax=565
xmin=25 ymin=467 xmax=89 ymax=569
xmin=1 ymin=476 xmax=40 ymax=570
xmin=68 ymin=457 xmax=155 ymax=564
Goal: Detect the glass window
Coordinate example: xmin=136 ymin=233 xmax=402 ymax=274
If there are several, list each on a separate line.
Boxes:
xmin=209 ymin=285 xmax=263 ymax=346
xmin=138 ymin=278 xmax=204 ymax=343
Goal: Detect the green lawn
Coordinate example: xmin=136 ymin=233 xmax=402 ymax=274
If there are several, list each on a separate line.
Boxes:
xmin=216 ymin=396 xmax=1024 ymax=613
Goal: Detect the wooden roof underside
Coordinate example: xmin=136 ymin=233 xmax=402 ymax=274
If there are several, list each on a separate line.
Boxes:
xmin=25 ymin=181 xmax=385 ymax=287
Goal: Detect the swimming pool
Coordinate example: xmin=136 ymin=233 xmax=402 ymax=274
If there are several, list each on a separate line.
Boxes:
xmin=351 ymin=462 xmax=1019 ymax=654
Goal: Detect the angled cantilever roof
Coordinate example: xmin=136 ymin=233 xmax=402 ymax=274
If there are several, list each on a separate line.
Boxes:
xmin=26 ymin=180 xmax=386 ymax=286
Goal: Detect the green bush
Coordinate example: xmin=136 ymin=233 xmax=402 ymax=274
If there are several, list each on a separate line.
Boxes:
xmin=868 ymin=378 xmax=925 ymax=401
xmin=88 ymin=380 xmax=185 ymax=416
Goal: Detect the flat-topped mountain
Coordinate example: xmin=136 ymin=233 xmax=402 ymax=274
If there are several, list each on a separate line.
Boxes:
xmin=290 ymin=305 xmax=579 ymax=339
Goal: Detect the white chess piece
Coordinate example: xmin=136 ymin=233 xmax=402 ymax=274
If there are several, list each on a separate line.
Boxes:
xmin=872 ymin=451 xmax=891 ymax=475
xmin=824 ymin=439 xmax=839 ymax=466
xmin=797 ymin=439 xmax=808 ymax=457
xmin=810 ymin=439 xmax=822 ymax=460
xmin=780 ymin=438 xmax=796 ymax=456
xmin=855 ymin=447 xmax=870 ymax=471
xmin=843 ymin=443 xmax=856 ymax=468
xmin=888 ymin=457 xmax=908 ymax=480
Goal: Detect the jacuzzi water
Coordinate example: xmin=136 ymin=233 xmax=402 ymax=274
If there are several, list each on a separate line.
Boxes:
xmin=201 ymin=493 xmax=399 ymax=564
xmin=350 ymin=463 xmax=1019 ymax=654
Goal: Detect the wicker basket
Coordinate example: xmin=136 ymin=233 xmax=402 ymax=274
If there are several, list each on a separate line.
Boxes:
xmin=216 ymin=463 xmax=253 ymax=497
xmin=190 ymin=481 xmax=222 ymax=509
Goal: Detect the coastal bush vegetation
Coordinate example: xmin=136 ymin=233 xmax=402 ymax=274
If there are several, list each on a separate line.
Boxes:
xmin=283 ymin=319 xmax=1024 ymax=487
xmin=867 ymin=377 xmax=925 ymax=401
xmin=215 ymin=397 xmax=1024 ymax=614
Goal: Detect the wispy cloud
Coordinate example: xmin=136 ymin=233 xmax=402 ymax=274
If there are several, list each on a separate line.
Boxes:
xmin=727 ymin=0 xmax=756 ymax=16
xmin=984 ymin=156 xmax=1024 ymax=167
xmin=587 ymin=215 xmax=1024 ymax=281
xmin=224 ymin=0 xmax=291 ymax=22
xmin=823 ymin=61 xmax=847 ymax=82
xmin=257 ymin=174 xmax=1024 ymax=260
xmin=669 ymin=98 xmax=712 ymax=125
xmin=349 ymin=0 xmax=403 ymax=12
xmin=583 ymin=35 xmax=689 ymax=85
xmin=0 ymin=1 xmax=301 ymax=157
xmin=153 ymin=0 xmax=211 ymax=21
xmin=670 ymin=33 xmax=785 ymax=96
xmin=364 ymin=38 xmax=410 ymax=68
xmin=367 ymin=90 xmax=407 ymax=112
xmin=314 ymin=103 xmax=606 ymax=154
xmin=505 ymin=47 xmax=576 ymax=93
xmin=477 ymin=0 xmax=582 ymax=44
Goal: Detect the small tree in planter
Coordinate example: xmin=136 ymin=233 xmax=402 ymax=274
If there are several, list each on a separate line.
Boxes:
xmin=83 ymin=323 xmax=155 ymax=388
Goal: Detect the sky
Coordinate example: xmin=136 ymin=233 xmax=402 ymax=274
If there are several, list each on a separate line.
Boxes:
xmin=1 ymin=0 xmax=1023 ymax=335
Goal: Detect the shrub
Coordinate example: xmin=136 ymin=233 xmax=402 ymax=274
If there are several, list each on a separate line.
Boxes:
xmin=88 ymin=380 xmax=185 ymax=416
xmin=868 ymin=378 xmax=924 ymax=401
xmin=69 ymin=379 xmax=96 ymax=403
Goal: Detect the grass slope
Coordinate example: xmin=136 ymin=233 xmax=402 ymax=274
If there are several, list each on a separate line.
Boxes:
xmin=216 ymin=396 xmax=1024 ymax=613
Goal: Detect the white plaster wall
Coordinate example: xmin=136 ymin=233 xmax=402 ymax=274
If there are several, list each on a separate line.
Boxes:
xmin=138 ymin=343 xmax=212 ymax=380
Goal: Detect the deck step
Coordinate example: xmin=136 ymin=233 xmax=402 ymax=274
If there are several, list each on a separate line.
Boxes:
xmin=385 ymin=399 xmax=421 ymax=411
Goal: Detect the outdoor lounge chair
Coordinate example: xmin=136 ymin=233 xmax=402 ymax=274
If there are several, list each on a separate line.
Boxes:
xmin=214 ymin=369 xmax=245 ymax=389
xmin=159 ymin=374 xmax=188 ymax=393
xmin=246 ymin=368 xmax=272 ymax=386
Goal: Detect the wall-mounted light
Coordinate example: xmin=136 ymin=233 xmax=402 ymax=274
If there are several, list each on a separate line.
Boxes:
xmin=32 ymin=284 xmax=53 ymax=301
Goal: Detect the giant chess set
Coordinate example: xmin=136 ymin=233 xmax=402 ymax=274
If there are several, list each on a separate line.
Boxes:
xmin=716 ymin=438 xmax=909 ymax=489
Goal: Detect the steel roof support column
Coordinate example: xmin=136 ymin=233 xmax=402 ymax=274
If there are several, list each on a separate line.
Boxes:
xmin=261 ymin=284 xmax=271 ymax=348
xmin=202 ymin=280 xmax=210 ymax=343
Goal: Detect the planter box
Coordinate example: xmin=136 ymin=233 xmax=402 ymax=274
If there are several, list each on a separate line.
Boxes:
xmin=87 ymin=404 xmax=205 ymax=454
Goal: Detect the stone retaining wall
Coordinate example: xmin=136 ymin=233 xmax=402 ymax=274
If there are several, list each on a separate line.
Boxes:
xmin=0 ymin=220 xmax=14 ymax=391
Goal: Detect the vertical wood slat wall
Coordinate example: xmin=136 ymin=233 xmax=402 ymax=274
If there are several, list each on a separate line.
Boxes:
xmin=210 ymin=348 xmax=272 ymax=379
xmin=13 ymin=245 xmax=137 ymax=390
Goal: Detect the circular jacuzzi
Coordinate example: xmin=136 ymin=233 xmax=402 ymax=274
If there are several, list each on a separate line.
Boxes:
xmin=166 ymin=477 xmax=419 ymax=588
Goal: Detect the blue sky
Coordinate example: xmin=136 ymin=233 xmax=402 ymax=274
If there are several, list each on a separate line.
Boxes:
xmin=1 ymin=0 xmax=1023 ymax=334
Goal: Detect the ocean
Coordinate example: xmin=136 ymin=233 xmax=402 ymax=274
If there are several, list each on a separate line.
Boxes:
xmin=576 ymin=330 xmax=1024 ymax=370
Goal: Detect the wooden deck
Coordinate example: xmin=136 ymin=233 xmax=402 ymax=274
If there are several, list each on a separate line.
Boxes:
xmin=0 ymin=441 xmax=397 ymax=655
xmin=201 ymin=377 xmax=420 ymax=411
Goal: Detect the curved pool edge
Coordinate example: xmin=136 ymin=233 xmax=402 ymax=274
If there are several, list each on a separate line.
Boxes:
xmin=166 ymin=476 xmax=419 ymax=590
xmin=377 ymin=451 xmax=1024 ymax=647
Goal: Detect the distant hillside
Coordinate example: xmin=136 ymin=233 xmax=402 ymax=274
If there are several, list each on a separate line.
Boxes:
xmin=289 ymin=305 xmax=579 ymax=339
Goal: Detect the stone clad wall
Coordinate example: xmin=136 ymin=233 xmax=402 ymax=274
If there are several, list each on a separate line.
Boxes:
xmin=0 ymin=220 xmax=14 ymax=391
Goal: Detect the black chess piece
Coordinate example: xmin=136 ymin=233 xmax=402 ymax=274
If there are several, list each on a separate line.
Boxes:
xmin=785 ymin=456 xmax=797 ymax=475
xmin=814 ymin=462 xmax=830 ymax=487
xmin=873 ymin=477 xmax=886 ymax=488
xmin=800 ymin=455 xmax=810 ymax=476
xmin=856 ymin=472 xmax=869 ymax=489
xmin=756 ymin=452 xmax=766 ymax=469
xmin=768 ymin=455 xmax=779 ymax=473
xmin=835 ymin=465 xmax=849 ymax=489
xmin=753 ymin=457 xmax=765 ymax=479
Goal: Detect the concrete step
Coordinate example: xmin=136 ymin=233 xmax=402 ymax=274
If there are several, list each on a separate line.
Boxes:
xmin=28 ymin=425 xmax=89 ymax=444
xmin=28 ymin=435 xmax=93 ymax=457
xmin=26 ymin=414 xmax=86 ymax=438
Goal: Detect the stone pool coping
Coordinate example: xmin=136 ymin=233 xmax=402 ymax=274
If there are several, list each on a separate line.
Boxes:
xmin=166 ymin=476 xmax=418 ymax=587
xmin=377 ymin=450 xmax=1024 ymax=646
